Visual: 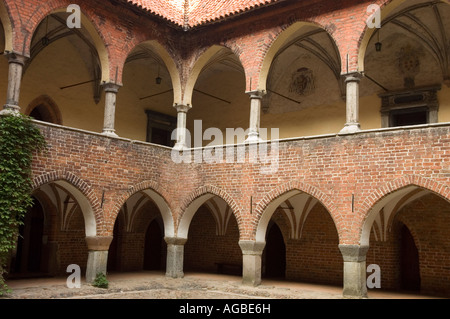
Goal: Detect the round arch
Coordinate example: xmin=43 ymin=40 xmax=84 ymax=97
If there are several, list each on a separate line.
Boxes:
xmin=25 ymin=95 xmax=62 ymax=124
xmin=257 ymin=21 xmax=342 ymax=93
xmin=113 ymin=180 xmax=175 ymax=238
xmin=32 ymin=172 xmax=101 ymax=237
xmin=254 ymin=181 xmax=338 ymax=243
xmin=122 ymin=40 xmax=182 ymax=106
xmin=32 ymin=172 xmax=102 ymax=237
xmin=177 ymin=185 xmax=243 ymax=240
xmin=183 ymin=45 xmax=245 ymax=107
xmin=22 ymin=4 xmax=110 ymax=83
xmin=0 ymin=1 xmax=13 ymax=52
xmin=360 ymin=176 xmax=450 ymax=246
xmin=357 ymin=0 xmax=450 ymax=72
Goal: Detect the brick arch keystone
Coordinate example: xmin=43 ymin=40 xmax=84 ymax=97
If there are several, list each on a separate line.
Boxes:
xmin=253 ymin=180 xmax=340 ymax=242
xmin=178 ymin=185 xmax=244 ymax=239
xmin=31 ymin=170 xmax=102 ymax=236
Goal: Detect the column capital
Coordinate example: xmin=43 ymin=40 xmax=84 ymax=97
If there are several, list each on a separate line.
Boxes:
xmin=246 ymin=90 xmax=266 ymax=100
xmin=342 ymin=72 xmax=363 ymax=83
xmin=102 ymin=82 xmax=121 ymax=93
xmin=173 ymin=104 xmax=191 ymax=113
xmin=239 ymin=240 xmax=266 ymax=255
xmin=339 ymin=244 xmax=369 ymax=262
xmin=4 ymin=52 xmax=28 ymax=66
xmin=164 ymin=237 xmax=187 ymax=246
xmin=85 ymin=236 xmax=113 ymax=251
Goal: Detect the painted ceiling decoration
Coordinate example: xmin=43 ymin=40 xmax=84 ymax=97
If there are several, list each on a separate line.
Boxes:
xmin=365 ymin=1 xmax=450 ymax=93
xmin=289 ymin=67 xmax=315 ymax=97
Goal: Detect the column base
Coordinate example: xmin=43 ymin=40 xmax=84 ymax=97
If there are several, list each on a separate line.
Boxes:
xmin=245 ymin=133 xmax=263 ymax=143
xmin=239 ymin=240 xmax=266 ymax=286
xmin=165 ymin=237 xmax=187 ymax=279
xmin=0 ymin=104 xmax=20 ymax=115
xmin=86 ymin=250 xmax=109 ymax=283
xmin=339 ymin=244 xmax=369 ymax=299
xmin=85 ymin=236 xmax=113 ymax=283
xmin=102 ymin=129 xmax=118 ymax=138
xmin=339 ymin=123 xmax=361 ymax=134
xmin=173 ymin=142 xmax=188 ymax=151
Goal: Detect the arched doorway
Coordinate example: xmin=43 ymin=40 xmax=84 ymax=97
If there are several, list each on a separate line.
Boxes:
xmin=400 ymin=223 xmax=421 ymax=292
xmin=256 ymin=189 xmax=341 ymax=286
xmin=108 ymin=190 xmax=171 ymax=273
xmin=26 ymin=95 xmax=62 ymax=124
xmin=364 ymin=185 xmax=450 ymax=297
xmin=264 ymin=223 xmax=286 ymax=279
xmin=107 ymin=218 xmax=120 ymax=271
xmin=11 ymin=197 xmax=45 ymax=275
xmin=182 ymin=195 xmax=241 ymax=276
xmin=143 ymin=219 xmax=164 ymax=270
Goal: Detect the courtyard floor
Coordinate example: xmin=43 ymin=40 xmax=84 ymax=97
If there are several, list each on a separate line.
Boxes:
xmin=1 ymin=271 xmax=442 ymax=300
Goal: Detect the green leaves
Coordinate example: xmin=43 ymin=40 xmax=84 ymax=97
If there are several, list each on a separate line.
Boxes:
xmin=0 ymin=113 xmax=47 ymax=295
xmin=92 ymin=272 xmax=109 ymax=289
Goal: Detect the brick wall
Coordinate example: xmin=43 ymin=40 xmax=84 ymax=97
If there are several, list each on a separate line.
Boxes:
xmin=27 ymin=122 xmax=450 ymax=295
xmin=283 ymin=204 xmax=342 ymax=286
xmin=108 ymin=200 xmax=167 ymax=272
xmin=31 ymin=123 xmax=450 ymax=243
xmin=365 ymin=193 xmax=450 ymax=296
xmin=184 ymin=205 xmax=242 ymax=274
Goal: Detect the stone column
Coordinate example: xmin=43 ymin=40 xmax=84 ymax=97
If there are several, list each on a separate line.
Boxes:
xmin=173 ymin=104 xmax=191 ymax=150
xmin=1 ymin=53 xmax=27 ymax=114
xmin=85 ymin=236 xmax=113 ymax=283
xmin=246 ymin=90 xmax=265 ymax=142
xmin=239 ymin=240 xmax=266 ymax=286
xmin=340 ymin=73 xmax=363 ymax=134
xmin=165 ymin=237 xmax=187 ymax=278
xmin=339 ymin=244 xmax=370 ymax=298
xmin=102 ymin=82 xmax=121 ymax=137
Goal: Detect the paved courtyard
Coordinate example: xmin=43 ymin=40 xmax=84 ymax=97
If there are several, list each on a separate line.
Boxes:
xmin=2 ymin=271 xmax=439 ymax=300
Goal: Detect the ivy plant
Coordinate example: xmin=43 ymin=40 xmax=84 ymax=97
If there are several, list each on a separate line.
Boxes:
xmin=0 ymin=113 xmax=47 ymax=296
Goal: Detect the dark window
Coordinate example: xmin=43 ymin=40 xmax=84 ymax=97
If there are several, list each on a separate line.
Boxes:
xmin=379 ymin=87 xmax=440 ymax=128
xmin=145 ymin=110 xmax=176 ymax=147
xmin=390 ymin=107 xmax=428 ymax=127
xmin=150 ymin=127 xmax=172 ymax=146
xmin=26 ymin=96 xmax=62 ymax=124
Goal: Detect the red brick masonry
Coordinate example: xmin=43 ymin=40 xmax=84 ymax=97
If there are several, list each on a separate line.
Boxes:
xmin=31 ymin=122 xmax=450 ymax=245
